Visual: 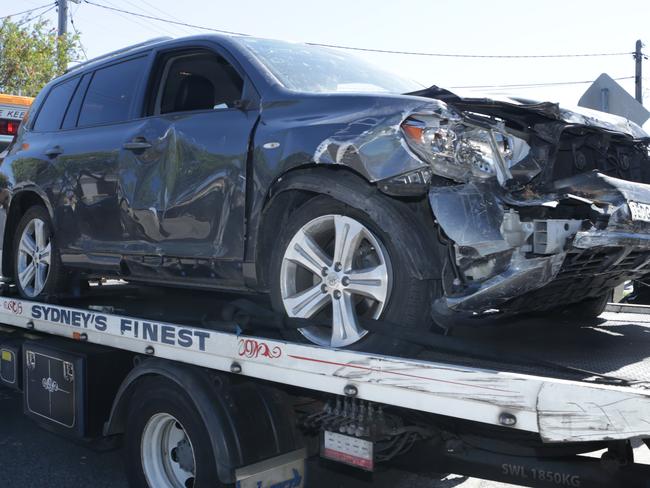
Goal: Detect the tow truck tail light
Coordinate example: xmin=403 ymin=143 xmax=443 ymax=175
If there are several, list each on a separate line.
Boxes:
xmin=0 ymin=119 xmax=19 ymax=136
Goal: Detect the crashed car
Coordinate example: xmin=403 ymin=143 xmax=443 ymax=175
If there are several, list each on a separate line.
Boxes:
xmin=1 ymin=35 xmax=649 ymax=353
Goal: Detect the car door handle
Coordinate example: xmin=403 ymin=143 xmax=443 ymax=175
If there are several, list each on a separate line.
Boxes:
xmin=45 ymin=145 xmax=63 ymax=158
xmin=123 ymin=138 xmax=152 ymax=151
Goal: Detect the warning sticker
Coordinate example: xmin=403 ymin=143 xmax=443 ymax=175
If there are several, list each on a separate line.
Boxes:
xmin=322 ymin=431 xmax=374 ymax=471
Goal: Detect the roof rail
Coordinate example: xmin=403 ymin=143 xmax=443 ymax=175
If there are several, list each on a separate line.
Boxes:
xmin=66 ymin=36 xmax=173 ymax=73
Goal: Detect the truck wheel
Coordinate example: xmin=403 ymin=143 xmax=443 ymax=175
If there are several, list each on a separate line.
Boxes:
xmin=12 ymin=206 xmax=66 ymax=300
xmin=124 ymin=377 xmax=221 ymax=488
xmin=270 ymin=194 xmax=439 ymax=354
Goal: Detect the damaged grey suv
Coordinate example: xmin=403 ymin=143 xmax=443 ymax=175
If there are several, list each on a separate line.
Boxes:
xmin=2 ymin=35 xmax=649 ymax=353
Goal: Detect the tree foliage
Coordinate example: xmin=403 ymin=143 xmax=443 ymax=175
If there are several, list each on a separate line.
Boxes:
xmin=0 ymin=17 xmax=82 ymax=97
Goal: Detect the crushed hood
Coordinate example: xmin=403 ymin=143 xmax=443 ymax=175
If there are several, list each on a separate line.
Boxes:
xmin=409 ymin=86 xmax=649 ymax=141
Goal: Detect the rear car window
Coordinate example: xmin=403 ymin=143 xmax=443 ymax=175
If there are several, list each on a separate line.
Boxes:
xmin=32 ymin=77 xmax=80 ymax=132
xmin=62 ymin=74 xmax=91 ymax=130
xmin=78 ymin=56 xmax=147 ymax=127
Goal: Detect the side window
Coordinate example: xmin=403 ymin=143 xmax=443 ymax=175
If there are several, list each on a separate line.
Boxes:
xmin=155 ymin=51 xmax=244 ymax=115
xmin=78 ymin=56 xmax=147 ymax=127
xmin=62 ymin=74 xmax=91 ymax=130
xmin=32 ymin=77 xmax=80 ymax=132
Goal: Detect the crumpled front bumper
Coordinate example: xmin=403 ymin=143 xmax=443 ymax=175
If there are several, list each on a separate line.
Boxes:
xmin=429 ymin=172 xmax=650 ymax=314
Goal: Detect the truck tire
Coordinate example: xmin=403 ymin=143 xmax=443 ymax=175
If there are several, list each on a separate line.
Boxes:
xmin=12 ymin=205 xmax=67 ymax=300
xmin=269 ymin=194 xmax=440 ymax=354
xmin=124 ymin=376 xmax=222 ymax=488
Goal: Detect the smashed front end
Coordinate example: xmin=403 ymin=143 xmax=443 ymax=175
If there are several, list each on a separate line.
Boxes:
xmin=399 ymin=88 xmax=650 ymax=317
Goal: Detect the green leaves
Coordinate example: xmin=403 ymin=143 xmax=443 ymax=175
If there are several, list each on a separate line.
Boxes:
xmin=0 ymin=17 xmax=82 ymax=97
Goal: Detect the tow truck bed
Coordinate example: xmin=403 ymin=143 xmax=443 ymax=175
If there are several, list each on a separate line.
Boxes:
xmin=420 ymin=306 xmax=650 ymax=384
xmin=2 ymin=283 xmax=650 ymax=446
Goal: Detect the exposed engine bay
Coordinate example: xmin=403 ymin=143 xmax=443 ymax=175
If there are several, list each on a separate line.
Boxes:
xmin=408 ymin=87 xmax=650 ymax=317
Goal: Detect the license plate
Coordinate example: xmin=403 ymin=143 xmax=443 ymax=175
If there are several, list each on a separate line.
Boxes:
xmin=629 ymin=201 xmax=650 ymax=222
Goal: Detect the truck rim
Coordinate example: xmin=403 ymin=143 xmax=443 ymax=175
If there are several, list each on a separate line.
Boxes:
xmin=141 ymin=413 xmax=196 ymax=488
xmin=280 ymin=214 xmax=391 ymax=348
xmin=17 ymin=217 xmax=51 ymax=297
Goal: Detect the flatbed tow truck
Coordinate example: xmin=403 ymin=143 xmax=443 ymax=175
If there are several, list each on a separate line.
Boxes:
xmin=3 ymin=282 xmax=650 ymax=487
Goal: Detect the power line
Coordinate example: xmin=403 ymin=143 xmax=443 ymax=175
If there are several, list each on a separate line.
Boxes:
xmin=99 ymin=2 xmax=176 ymax=39
xmin=451 ymin=76 xmax=635 ymax=90
xmin=113 ymin=0 xmax=183 ymax=37
xmin=83 ymin=0 xmax=248 ymax=36
xmin=82 ymin=1 xmax=636 ymax=60
xmin=16 ymin=4 xmax=57 ymax=26
xmin=138 ymin=0 xmax=194 ymax=35
xmin=69 ymin=7 xmax=88 ymax=60
xmin=0 ymin=3 xmax=54 ymax=21
xmin=306 ymin=42 xmax=634 ymax=59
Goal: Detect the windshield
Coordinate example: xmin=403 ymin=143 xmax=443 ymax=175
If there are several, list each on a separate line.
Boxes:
xmin=239 ymin=37 xmax=423 ymax=95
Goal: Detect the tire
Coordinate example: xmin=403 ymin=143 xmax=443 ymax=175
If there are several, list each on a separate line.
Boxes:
xmin=269 ymin=194 xmax=440 ymax=354
xmin=124 ymin=377 xmax=222 ymax=488
xmin=12 ymin=205 xmax=67 ymax=300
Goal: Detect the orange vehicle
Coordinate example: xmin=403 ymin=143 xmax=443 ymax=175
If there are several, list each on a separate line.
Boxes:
xmin=0 ymin=94 xmax=33 ymax=151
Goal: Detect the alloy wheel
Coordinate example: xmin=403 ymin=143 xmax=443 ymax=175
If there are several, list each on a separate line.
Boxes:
xmin=17 ymin=217 xmax=52 ymax=297
xmin=280 ymin=214 xmax=392 ymax=347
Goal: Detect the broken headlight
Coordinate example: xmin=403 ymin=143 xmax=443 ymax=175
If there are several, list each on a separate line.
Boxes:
xmin=401 ymin=114 xmax=530 ymax=186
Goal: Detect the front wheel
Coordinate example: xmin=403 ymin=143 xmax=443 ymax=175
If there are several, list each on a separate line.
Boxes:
xmin=270 ymin=194 xmax=439 ymax=354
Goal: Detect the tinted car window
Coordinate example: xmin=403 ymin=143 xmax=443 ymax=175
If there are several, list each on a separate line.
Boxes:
xmin=62 ymin=74 xmax=91 ymax=129
xmin=78 ymin=56 xmax=147 ymax=127
xmin=156 ymin=52 xmax=243 ymax=115
xmin=32 ymin=77 xmax=80 ymax=132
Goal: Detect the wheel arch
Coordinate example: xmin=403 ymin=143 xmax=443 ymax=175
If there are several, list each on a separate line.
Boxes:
xmin=2 ymin=188 xmax=53 ymax=280
xmin=105 ymin=358 xmax=301 ymax=484
xmin=254 ymin=165 xmax=440 ymax=289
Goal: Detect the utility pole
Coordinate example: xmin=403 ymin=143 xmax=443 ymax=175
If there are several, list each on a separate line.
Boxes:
xmin=57 ymin=0 xmax=68 ymax=36
xmin=635 ymin=39 xmax=643 ymax=105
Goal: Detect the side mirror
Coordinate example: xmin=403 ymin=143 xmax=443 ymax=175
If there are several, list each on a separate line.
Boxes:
xmin=232 ymin=99 xmax=253 ymax=110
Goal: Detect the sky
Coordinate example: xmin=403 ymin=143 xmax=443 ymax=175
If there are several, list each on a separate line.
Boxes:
xmin=4 ymin=0 xmax=650 ymax=128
